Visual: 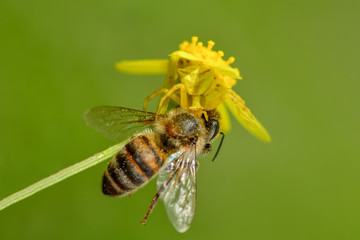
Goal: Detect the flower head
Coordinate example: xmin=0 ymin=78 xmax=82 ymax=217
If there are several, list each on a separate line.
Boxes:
xmin=170 ymin=36 xmax=241 ymax=88
xmin=179 ymin=36 xmax=239 ymax=78
xmin=115 ymin=37 xmax=271 ymax=142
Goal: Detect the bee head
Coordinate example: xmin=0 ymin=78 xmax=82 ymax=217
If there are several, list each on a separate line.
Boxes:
xmin=165 ymin=110 xmax=202 ymax=143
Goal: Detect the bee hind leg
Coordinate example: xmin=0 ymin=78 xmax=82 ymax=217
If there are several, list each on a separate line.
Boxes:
xmin=141 ymin=192 xmax=161 ymax=225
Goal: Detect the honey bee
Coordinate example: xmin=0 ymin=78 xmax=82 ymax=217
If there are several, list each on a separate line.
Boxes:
xmin=84 ymin=106 xmax=224 ymax=232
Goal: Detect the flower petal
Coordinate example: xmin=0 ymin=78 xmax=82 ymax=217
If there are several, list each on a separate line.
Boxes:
xmin=216 ymin=103 xmax=231 ymax=133
xmin=115 ymin=59 xmax=169 ymax=75
xmin=225 ymin=96 xmax=271 ymax=142
xmin=206 ymin=64 xmax=242 ymax=79
xmin=169 ymin=51 xmax=203 ymax=62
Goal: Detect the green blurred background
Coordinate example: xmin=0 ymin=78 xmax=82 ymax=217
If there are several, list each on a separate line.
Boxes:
xmin=1 ymin=0 xmax=359 ymax=239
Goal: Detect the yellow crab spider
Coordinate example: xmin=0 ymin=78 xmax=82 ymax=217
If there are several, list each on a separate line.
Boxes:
xmin=115 ymin=37 xmax=271 ymax=142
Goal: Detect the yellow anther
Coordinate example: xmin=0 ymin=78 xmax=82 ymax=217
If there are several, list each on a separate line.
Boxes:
xmin=191 ymin=36 xmax=198 ymax=45
xmin=227 ymin=57 xmax=235 ymax=64
xmin=175 ymin=37 xmax=239 ymax=79
xmin=232 ymin=68 xmax=241 ymax=80
xmin=207 ymin=41 xmax=215 ymax=50
xmin=179 ymin=41 xmax=189 ymax=50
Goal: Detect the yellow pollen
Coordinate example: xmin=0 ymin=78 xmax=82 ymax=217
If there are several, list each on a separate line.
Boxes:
xmin=178 ymin=36 xmax=239 ymax=79
xmin=227 ymin=57 xmax=235 ymax=64
xmin=207 ymin=41 xmax=215 ymax=50
xmin=191 ymin=36 xmax=198 ymax=45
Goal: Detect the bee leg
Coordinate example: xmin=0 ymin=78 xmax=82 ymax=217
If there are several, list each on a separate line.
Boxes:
xmin=143 ymin=88 xmax=181 ymax=112
xmin=141 ymin=163 xmax=181 ymax=225
xmin=141 ymin=192 xmax=160 ymax=225
xmin=156 ymin=84 xmax=187 ymax=116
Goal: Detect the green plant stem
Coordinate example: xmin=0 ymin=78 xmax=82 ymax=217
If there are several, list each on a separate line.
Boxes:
xmin=0 ymin=141 xmax=127 ymax=211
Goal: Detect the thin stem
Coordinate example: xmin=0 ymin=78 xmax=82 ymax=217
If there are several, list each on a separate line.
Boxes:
xmin=0 ymin=140 xmax=127 ymax=211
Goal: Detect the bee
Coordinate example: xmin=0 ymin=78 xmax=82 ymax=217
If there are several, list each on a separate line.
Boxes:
xmin=84 ymin=106 xmax=224 ymax=232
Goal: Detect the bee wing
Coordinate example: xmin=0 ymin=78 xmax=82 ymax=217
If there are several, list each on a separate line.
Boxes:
xmin=84 ymin=106 xmax=159 ymax=142
xmin=157 ymin=146 xmax=197 ymax=233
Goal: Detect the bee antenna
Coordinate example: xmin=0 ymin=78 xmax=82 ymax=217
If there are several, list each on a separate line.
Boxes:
xmin=211 ymin=132 xmax=225 ymax=162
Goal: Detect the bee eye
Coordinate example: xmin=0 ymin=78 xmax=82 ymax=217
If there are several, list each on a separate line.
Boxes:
xmin=206 ymin=119 xmax=219 ymax=140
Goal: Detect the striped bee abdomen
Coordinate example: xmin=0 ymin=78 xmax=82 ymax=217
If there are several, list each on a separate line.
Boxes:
xmin=102 ymin=135 xmax=165 ymax=196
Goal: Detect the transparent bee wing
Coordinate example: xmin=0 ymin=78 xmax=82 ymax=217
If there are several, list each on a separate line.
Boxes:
xmin=157 ymin=147 xmax=197 ymax=233
xmin=84 ymin=106 xmax=159 ymax=142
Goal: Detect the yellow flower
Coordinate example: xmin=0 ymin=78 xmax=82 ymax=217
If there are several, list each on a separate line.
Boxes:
xmin=115 ymin=37 xmax=271 ymax=142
